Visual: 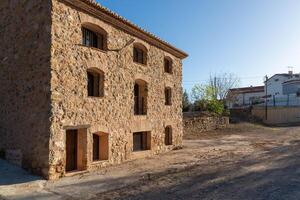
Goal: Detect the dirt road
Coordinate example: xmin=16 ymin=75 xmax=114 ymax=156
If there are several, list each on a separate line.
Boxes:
xmin=1 ymin=123 xmax=300 ymax=200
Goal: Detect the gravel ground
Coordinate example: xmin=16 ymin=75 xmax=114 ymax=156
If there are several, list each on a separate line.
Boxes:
xmin=1 ymin=123 xmax=300 ymax=200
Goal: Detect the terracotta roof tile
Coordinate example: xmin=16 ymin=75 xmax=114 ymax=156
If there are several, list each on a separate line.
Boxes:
xmin=77 ymin=0 xmax=188 ymax=59
xmin=229 ymin=86 xmax=264 ymax=94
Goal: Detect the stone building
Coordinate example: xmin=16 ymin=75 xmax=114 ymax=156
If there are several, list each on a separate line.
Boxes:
xmin=0 ymin=0 xmax=187 ymax=179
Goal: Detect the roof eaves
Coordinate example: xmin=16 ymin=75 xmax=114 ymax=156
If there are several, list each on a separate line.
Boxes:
xmin=61 ymin=0 xmax=188 ymax=59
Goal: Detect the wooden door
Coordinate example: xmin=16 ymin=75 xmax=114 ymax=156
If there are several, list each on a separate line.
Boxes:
xmin=66 ymin=130 xmax=78 ymax=172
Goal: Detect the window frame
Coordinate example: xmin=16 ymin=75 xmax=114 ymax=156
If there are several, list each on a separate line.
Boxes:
xmin=164 ymin=126 xmax=173 ymax=146
xmin=134 ymin=79 xmax=148 ymax=115
xmin=87 ymin=69 xmax=104 ymax=98
xmin=133 ymin=44 xmax=147 ymax=65
xmin=92 ymin=132 xmax=109 ymax=162
xmin=81 ymin=25 xmax=107 ymax=51
xmin=133 ymin=132 xmax=151 ymax=152
xmin=165 ymin=87 xmax=172 ymax=106
xmin=164 ymin=57 xmax=173 ymax=74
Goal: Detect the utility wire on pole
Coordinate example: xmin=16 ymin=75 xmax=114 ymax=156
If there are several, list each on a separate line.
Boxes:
xmin=264 ymin=75 xmax=268 ymax=120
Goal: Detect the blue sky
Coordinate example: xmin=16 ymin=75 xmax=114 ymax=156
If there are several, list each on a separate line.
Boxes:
xmin=97 ymin=0 xmax=300 ymax=92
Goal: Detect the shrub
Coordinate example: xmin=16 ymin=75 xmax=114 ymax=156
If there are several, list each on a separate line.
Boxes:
xmin=193 ymin=99 xmax=226 ymax=115
xmin=206 ymin=100 xmax=225 ymax=115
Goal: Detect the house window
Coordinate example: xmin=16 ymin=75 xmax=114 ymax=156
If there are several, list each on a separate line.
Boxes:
xmin=164 ymin=57 xmax=172 ymax=73
xmin=93 ymin=134 xmax=100 ymax=161
xmin=165 ymin=87 xmax=172 ymax=105
xmin=134 ymin=79 xmax=148 ymax=115
xmin=87 ymin=69 xmax=104 ymax=97
xmin=133 ymin=132 xmax=151 ymax=151
xmin=165 ymin=126 xmax=172 ymax=146
xmin=133 ymin=44 xmax=147 ymax=64
xmin=92 ymin=132 xmax=109 ymax=161
xmin=82 ymin=24 xmax=107 ymax=50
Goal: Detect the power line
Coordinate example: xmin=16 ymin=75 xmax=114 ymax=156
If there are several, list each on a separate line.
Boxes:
xmin=183 ymin=76 xmax=264 ymax=84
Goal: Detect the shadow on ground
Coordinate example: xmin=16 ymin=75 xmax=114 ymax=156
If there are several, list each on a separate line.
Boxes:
xmin=0 ymin=159 xmax=43 ymax=186
xmin=103 ymin=140 xmax=300 ymax=200
xmin=2 ymin=124 xmax=300 ymax=200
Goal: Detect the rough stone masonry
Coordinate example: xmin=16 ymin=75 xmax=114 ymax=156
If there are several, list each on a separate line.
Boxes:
xmin=0 ymin=0 xmax=188 ymax=179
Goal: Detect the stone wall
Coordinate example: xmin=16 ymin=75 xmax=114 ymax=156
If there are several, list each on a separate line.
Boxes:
xmin=0 ymin=1 xmax=52 ymax=176
xmin=48 ymin=0 xmax=184 ymax=179
xmin=183 ymin=112 xmax=229 ymax=134
xmin=0 ymin=0 xmax=184 ymax=180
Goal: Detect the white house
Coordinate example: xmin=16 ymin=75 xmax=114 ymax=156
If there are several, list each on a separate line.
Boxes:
xmin=227 ymin=86 xmax=265 ymax=108
xmin=264 ymin=71 xmax=300 ymax=106
xmin=265 ymin=71 xmax=299 ymax=96
xmin=282 ymin=78 xmax=300 ymax=95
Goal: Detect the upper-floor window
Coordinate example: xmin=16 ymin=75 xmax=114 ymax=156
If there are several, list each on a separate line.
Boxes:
xmin=82 ymin=23 xmax=107 ymax=50
xmin=134 ymin=79 xmax=148 ymax=115
xmin=87 ymin=68 xmax=104 ymax=97
xmin=133 ymin=44 xmax=147 ymax=65
xmin=165 ymin=87 xmax=172 ymax=106
xmin=164 ymin=57 xmax=173 ymax=74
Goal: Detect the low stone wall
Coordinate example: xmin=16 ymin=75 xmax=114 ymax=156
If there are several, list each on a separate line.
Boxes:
xmin=183 ymin=112 xmax=229 ymax=134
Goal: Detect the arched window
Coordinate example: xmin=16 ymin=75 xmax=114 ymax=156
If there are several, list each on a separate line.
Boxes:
xmin=92 ymin=132 xmax=109 ymax=161
xmin=82 ymin=23 xmax=107 ymax=50
xmin=165 ymin=126 xmax=172 ymax=145
xmin=133 ymin=43 xmax=147 ymax=65
xmin=134 ymin=79 xmax=148 ymax=115
xmin=87 ymin=68 xmax=104 ymax=97
xmin=165 ymin=87 xmax=172 ymax=105
xmin=164 ymin=57 xmax=173 ymax=74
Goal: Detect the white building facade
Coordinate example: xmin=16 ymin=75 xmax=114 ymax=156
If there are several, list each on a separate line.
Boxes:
xmin=227 ymin=86 xmax=265 ymax=108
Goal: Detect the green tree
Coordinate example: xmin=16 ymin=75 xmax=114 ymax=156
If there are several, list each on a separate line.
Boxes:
xmin=191 ymin=84 xmax=215 ymax=101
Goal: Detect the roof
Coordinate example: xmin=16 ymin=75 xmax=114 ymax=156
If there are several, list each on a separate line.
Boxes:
xmin=229 ymin=86 xmax=264 ymax=94
xmin=283 ymin=78 xmax=300 ymax=85
xmin=267 ymin=73 xmax=297 ymax=81
xmin=61 ymin=0 xmax=188 ymax=59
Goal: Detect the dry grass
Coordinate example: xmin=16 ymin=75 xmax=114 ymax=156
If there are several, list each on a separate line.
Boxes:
xmin=184 ymin=122 xmax=275 ymax=140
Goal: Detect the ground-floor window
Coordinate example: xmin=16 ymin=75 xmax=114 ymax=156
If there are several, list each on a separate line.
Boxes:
xmin=92 ymin=132 xmax=109 ymax=161
xmin=165 ymin=126 xmax=172 ymax=145
xmin=133 ymin=132 xmax=151 ymax=152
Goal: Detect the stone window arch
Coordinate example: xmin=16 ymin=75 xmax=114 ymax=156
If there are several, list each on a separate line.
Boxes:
xmin=133 ymin=43 xmax=147 ymax=65
xmin=82 ymin=22 xmax=108 ymax=50
xmin=87 ymin=68 xmax=104 ymax=97
xmin=164 ymin=56 xmax=173 ymax=74
xmin=134 ymin=79 xmax=148 ymax=115
xmin=165 ymin=126 xmax=172 ymax=145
